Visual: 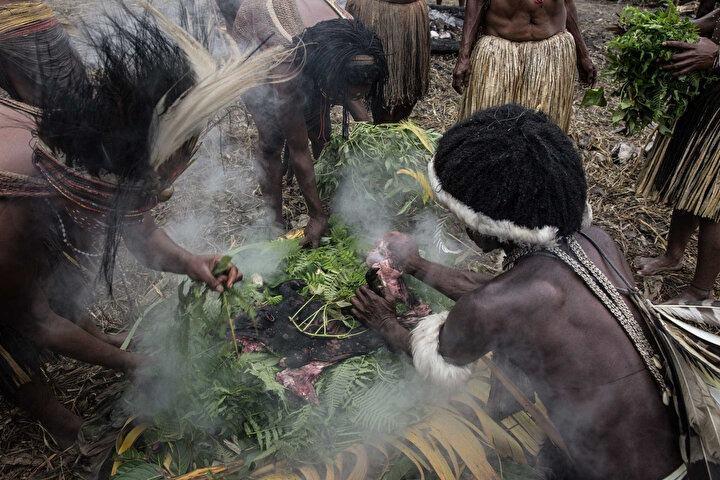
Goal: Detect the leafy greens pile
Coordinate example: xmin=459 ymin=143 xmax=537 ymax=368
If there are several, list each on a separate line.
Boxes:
xmin=600 ymin=3 xmax=706 ymax=135
xmin=284 ymin=223 xmax=368 ymax=336
xmin=113 ymin=224 xmax=427 ymax=478
xmin=315 ymin=122 xmax=440 ymax=222
xmin=111 ymin=222 xmax=542 ymax=480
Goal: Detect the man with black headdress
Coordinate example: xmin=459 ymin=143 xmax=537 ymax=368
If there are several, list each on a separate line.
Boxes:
xmin=0 ymin=4 xmax=286 ymax=445
xmin=0 ymin=0 xmax=85 ymax=105
xmin=226 ymin=0 xmax=388 ymax=247
xmin=350 ymin=105 xmax=686 ymax=479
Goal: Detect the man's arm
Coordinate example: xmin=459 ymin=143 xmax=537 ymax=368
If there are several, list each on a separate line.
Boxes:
xmin=565 ymin=0 xmax=597 ymax=85
xmin=697 ymin=1 xmax=718 ymax=19
xmin=124 ymin=213 xmax=192 ymax=274
xmin=407 ymin=256 xmax=489 ymax=301
xmin=346 ymin=99 xmax=371 ymax=122
xmin=695 ymin=8 xmax=720 ymax=37
xmin=124 ymin=213 xmax=240 ymax=291
xmin=350 ymin=286 xmax=500 ymax=366
xmin=452 ymin=0 xmax=484 ymax=94
xmin=279 ymin=92 xmax=329 ymax=248
xmin=376 ymin=232 xmax=488 ymax=301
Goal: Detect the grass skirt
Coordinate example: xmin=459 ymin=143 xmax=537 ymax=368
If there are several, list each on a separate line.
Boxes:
xmin=460 ymin=32 xmax=576 ymax=132
xmin=637 ymin=83 xmax=720 ymax=221
xmin=346 ymin=0 xmax=429 ymax=108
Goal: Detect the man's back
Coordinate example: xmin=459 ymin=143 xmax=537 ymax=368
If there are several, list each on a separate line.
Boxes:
xmin=464 ymin=228 xmax=681 ymax=478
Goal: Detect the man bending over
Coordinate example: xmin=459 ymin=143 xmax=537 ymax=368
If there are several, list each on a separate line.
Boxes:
xmin=351 ymin=105 xmax=683 ymax=479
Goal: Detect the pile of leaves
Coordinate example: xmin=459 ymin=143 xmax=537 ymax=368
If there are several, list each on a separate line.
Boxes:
xmin=315 ymin=122 xmax=440 ymax=223
xmin=589 ymin=3 xmax=707 ymax=135
xmin=111 ymin=224 xmax=539 ymax=479
xmin=284 ymin=223 xmax=368 ymax=336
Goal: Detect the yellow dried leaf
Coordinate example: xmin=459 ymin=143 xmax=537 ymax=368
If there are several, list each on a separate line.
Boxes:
xmin=397 ymin=168 xmax=434 ymax=203
xmin=429 ymin=411 xmax=499 ymax=479
xmin=117 ymin=424 xmax=148 ymax=455
xmin=404 ymin=427 xmax=455 ymax=479
xmin=298 ymin=465 xmax=322 ymax=480
xmin=346 ymin=445 xmax=369 ymax=480
xmin=399 ymin=121 xmax=435 ymax=153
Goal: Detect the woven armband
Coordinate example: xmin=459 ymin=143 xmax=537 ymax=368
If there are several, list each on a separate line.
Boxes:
xmin=411 ymin=312 xmax=472 ymax=387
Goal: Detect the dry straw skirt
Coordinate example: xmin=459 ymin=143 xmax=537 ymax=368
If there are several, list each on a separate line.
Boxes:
xmin=460 ymin=32 xmax=576 ymax=132
xmin=346 ymin=0 xmax=430 ymax=108
xmin=638 ymin=83 xmax=720 ymax=221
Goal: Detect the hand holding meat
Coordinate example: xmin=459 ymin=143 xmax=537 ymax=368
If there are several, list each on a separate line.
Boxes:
xmin=350 ymin=285 xmax=399 ymax=333
xmin=663 ymin=38 xmax=719 ymax=76
xmin=374 ymin=231 xmax=421 ymax=273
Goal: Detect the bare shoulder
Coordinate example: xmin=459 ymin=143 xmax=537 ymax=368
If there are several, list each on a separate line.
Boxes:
xmin=456 ymin=272 xmax=565 ymax=330
xmin=0 ymin=104 xmax=37 ymax=177
xmin=438 ymin=274 xmax=564 ymax=364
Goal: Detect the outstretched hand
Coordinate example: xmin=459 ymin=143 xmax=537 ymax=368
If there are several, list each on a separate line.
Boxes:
xmin=185 ymin=254 xmax=242 ymax=293
xmin=350 ymin=285 xmax=398 ymax=333
xmin=300 ymin=215 xmax=329 ymax=249
xmin=663 ymin=38 xmax=719 ymax=76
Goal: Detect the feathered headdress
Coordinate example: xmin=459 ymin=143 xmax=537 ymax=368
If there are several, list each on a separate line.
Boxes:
xmin=34 ymin=0 xmax=292 ymax=216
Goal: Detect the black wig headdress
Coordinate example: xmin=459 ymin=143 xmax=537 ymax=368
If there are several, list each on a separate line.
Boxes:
xmin=429 ymin=104 xmax=592 ymax=247
xmin=33 ymin=1 xmax=290 ymax=289
xmin=296 ymin=19 xmax=387 ymax=103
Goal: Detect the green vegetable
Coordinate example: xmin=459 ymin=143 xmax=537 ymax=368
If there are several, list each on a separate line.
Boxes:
xmin=315 ymin=122 xmax=440 ymax=224
xmin=581 ymin=87 xmax=607 ymax=107
xmin=115 ymin=224 xmax=478 ymax=478
xmin=605 ymin=3 xmax=708 ymax=135
xmin=284 ymin=220 xmax=368 ymax=337
xmin=212 ymin=255 xmax=233 ymax=276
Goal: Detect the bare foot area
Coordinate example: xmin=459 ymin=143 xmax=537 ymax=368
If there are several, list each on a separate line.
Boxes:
xmin=663 ymin=285 xmax=715 ymax=304
xmin=635 ymin=255 xmax=683 ymax=276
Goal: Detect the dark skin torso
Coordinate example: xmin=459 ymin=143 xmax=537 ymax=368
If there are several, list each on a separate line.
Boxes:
xmin=453 ymin=0 xmax=596 ymax=93
xmin=484 ymin=0 xmax=567 ymax=41
xmin=352 ymin=227 xmax=680 ymax=479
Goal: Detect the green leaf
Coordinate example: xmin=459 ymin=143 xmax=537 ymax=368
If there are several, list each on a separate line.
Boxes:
xmin=580 ymin=87 xmax=607 ymax=107
xmin=113 ymin=460 xmax=164 ymax=480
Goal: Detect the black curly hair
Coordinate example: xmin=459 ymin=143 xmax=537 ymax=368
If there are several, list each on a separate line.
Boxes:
xmin=295 ymin=19 xmax=388 ymax=105
xmin=433 ymin=104 xmax=588 ymax=238
xmin=37 ymin=6 xmax=196 ymax=182
xmin=36 ymin=4 xmax=198 ymax=292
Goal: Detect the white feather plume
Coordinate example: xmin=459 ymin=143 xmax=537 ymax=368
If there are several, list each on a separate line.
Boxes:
xmin=147 ymin=46 xmax=295 ymax=170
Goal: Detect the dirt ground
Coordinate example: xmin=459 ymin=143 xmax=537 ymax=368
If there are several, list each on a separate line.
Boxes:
xmin=0 ymin=0 xmax=715 ymax=478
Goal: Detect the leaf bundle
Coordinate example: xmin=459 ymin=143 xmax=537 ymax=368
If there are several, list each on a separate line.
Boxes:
xmin=605 ymin=3 xmax=707 ymax=135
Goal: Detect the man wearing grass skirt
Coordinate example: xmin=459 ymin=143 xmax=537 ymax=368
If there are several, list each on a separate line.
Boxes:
xmin=223 ymin=0 xmax=388 ymax=247
xmin=453 ymin=0 xmax=596 ymax=131
xmin=345 ymin=0 xmax=430 ymax=122
xmin=350 ymin=105 xmax=685 ymax=479
xmin=635 ymin=9 xmax=720 ymax=303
